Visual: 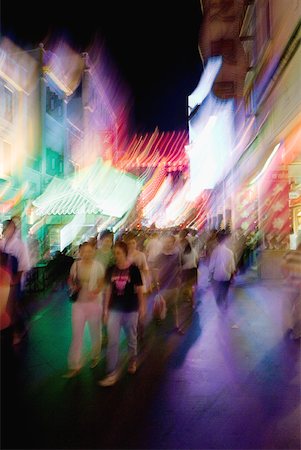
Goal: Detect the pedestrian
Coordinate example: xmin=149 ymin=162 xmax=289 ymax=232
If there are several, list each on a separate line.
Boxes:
xmin=145 ymin=231 xmax=162 ymax=291
xmin=124 ymin=232 xmax=150 ymax=293
xmin=95 ymin=230 xmax=115 ymax=347
xmin=205 ymin=229 xmax=218 ymax=264
xmin=63 ymin=242 xmax=105 ymax=378
xmin=180 ymin=238 xmax=199 ymax=309
xmin=0 ymin=219 xmax=31 ymax=345
xmin=281 ymin=242 xmax=301 ymax=340
xmin=0 ymin=250 xmax=13 ymax=347
xmin=99 ymin=241 xmax=145 ymax=386
xmin=96 ymin=229 xmax=115 ymax=270
xmin=153 ymin=234 xmax=183 ymax=333
xmin=208 ymin=230 xmax=236 ymax=311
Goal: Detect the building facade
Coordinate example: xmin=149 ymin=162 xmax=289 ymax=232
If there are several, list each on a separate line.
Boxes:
xmin=198 ymin=0 xmax=301 ymax=277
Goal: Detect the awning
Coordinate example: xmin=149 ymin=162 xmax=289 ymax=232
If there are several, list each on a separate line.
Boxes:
xmin=32 ymin=158 xmax=143 ymax=218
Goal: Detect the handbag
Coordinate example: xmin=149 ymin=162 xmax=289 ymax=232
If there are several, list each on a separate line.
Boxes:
xmin=68 ymin=261 xmax=80 ymax=302
xmin=152 ymin=290 xmax=167 ymax=320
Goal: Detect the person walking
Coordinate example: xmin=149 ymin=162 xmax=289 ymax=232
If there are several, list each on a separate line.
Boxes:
xmin=124 ymin=232 xmax=150 ymax=293
xmin=63 ymin=242 xmax=105 ymax=378
xmin=96 ymin=230 xmax=115 ymax=270
xmin=0 ymin=219 xmax=31 ymax=345
xmin=281 ymin=242 xmax=301 ymax=340
xmin=153 ymin=234 xmax=183 ymax=333
xmin=180 ymin=238 xmax=199 ymax=309
xmin=99 ymin=241 xmax=145 ymax=387
xmin=208 ymin=230 xmax=236 ymax=311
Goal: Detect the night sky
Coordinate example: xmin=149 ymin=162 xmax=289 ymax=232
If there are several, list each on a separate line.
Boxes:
xmin=1 ymin=0 xmax=203 ymax=133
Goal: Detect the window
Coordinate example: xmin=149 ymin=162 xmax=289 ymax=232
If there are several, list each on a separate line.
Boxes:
xmin=211 ymin=39 xmax=236 ymax=64
xmin=46 ymin=148 xmax=64 ymax=177
xmin=46 ymin=87 xmax=63 ymax=121
xmin=4 ymin=87 xmax=13 ymax=122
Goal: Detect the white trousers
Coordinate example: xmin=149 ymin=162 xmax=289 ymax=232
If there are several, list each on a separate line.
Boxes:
xmin=68 ymin=301 xmax=102 ymax=370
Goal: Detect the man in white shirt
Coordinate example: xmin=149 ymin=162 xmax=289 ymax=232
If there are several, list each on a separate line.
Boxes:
xmin=209 ymin=230 xmax=236 ymax=310
xmin=0 ymin=219 xmax=31 ymax=344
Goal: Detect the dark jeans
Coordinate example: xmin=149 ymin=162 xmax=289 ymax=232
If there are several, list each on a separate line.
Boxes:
xmin=212 ymin=280 xmax=231 ymax=309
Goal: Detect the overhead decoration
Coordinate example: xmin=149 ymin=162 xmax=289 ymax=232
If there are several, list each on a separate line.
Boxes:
xmin=114 ymin=128 xmax=189 ymax=173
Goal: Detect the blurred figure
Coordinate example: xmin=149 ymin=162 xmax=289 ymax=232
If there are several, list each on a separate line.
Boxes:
xmin=0 ymin=250 xmax=17 ymax=406
xmin=124 ymin=232 xmax=150 ymax=293
xmin=153 ymin=234 xmax=183 ymax=333
xmin=209 ymin=231 xmax=236 ymax=311
xmin=0 ymin=250 xmax=12 ymax=346
xmin=48 ymin=249 xmax=73 ymax=291
xmin=99 ymin=241 xmax=145 ymax=386
xmin=234 ymin=227 xmax=248 ymax=274
xmin=63 ymin=242 xmax=105 ymax=378
xmin=180 ymin=238 xmax=199 ymax=309
xmin=281 ymin=243 xmax=301 ymax=340
xmin=145 ymin=232 xmax=162 ymax=291
xmin=0 ymin=219 xmax=31 ymax=345
xmin=205 ymin=229 xmax=218 ymax=264
xmin=96 ymin=230 xmax=115 ymax=270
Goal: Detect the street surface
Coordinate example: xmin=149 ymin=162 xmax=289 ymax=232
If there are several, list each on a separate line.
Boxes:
xmin=2 ymin=265 xmax=300 ymax=450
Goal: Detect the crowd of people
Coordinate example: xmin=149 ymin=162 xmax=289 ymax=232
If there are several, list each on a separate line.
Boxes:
xmin=1 ymin=221 xmax=300 ymax=389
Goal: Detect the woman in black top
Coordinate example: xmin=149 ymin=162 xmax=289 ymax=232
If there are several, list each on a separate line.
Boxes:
xmin=99 ymin=241 xmax=145 ymax=386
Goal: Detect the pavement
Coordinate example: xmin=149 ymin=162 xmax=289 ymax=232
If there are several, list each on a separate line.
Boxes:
xmin=1 ymin=265 xmax=300 ymax=450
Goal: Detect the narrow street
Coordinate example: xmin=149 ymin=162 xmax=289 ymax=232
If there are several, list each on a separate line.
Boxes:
xmin=2 ymin=267 xmax=300 ymax=450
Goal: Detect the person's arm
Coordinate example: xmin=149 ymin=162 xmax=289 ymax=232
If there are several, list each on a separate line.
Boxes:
xmin=89 ymin=263 xmax=105 ymax=297
xmin=102 ymin=266 xmax=113 ymax=323
xmin=68 ymin=262 xmax=77 ymax=290
xmin=102 ymin=284 xmax=112 ymax=325
xmin=152 ymin=255 xmax=160 ymax=289
xmin=137 ymin=285 xmax=146 ymax=323
xmin=15 ymin=242 xmax=31 ymax=285
xmin=133 ymin=265 xmax=145 ymax=321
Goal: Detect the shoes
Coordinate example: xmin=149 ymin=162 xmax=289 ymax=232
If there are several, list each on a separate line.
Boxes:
xmin=98 ymin=371 xmax=118 ymax=387
xmin=90 ymin=357 xmax=100 ymax=369
xmin=128 ymin=360 xmax=137 ymax=374
xmin=62 ymin=369 xmax=80 ymax=379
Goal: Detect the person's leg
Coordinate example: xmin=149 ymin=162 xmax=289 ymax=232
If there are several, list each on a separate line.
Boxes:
xmin=165 ymin=288 xmax=182 ymax=332
xmin=106 ymin=310 xmax=122 ymax=373
xmin=68 ymin=303 xmax=86 ymax=371
xmin=123 ymin=312 xmax=139 ymax=371
xmin=220 ymin=281 xmax=231 ymax=310
xmin=212 ymin=280 xmax=222 ymax=308
xmin=87 ymin=302 xmax=102 ymax=363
